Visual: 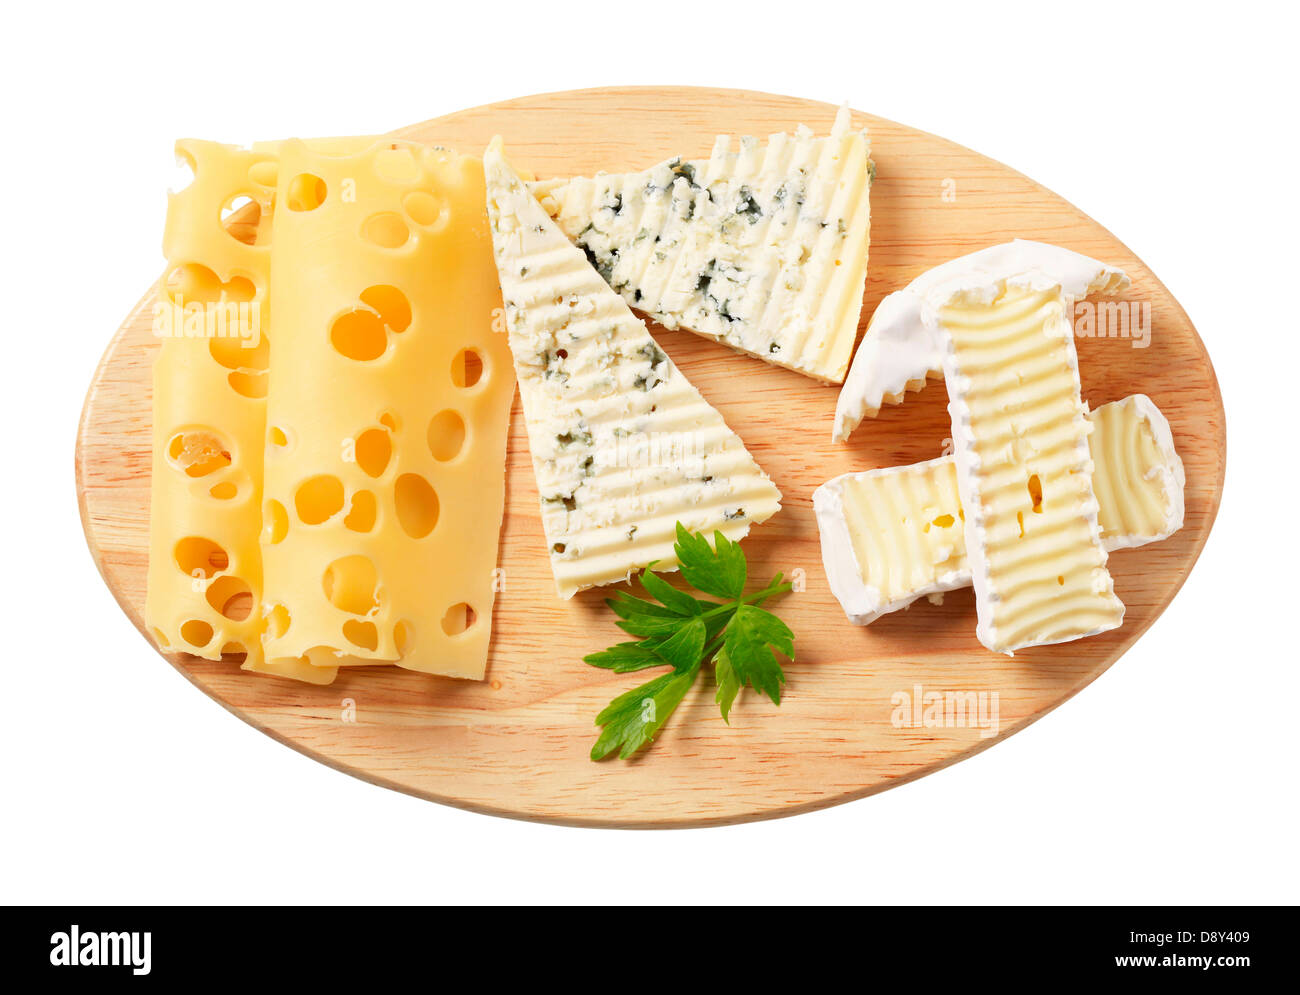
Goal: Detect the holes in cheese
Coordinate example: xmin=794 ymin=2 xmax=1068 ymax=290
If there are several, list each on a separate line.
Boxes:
xmin=402 ymin=190 xmax=444 ymax=229
xmin=360 ymin=285 xmax=411 ymax=332
xmin=209 ymin=480 xmax=238 ymax=500
xmin=221 ymin=195 xmax=264 ymax=247
xmin=331 ymin=308 xmax=389 ymax=362
xmin=181 ymin=619 xmax=214 ymax=648
xmin=295 ymin=474 xmax=345 ymax=525
xmin=175 ymin=536 xmax=228 ymax=579
xmin=394 ymin=473 xmax=438 ymax=538
xmin=343 ymin=619 xmax=379 ymax=650
xmin=286 ymin=173 xmax=327 ymax=211
xmin=210 ymin=330 xmax=269 ymax=374
xmin=321 ymin=555 xmax=380 ymax=615
xmin=361 ymin=212 xmax=410 ymax=249
xmin=220 ymin=642 xmax=248 ymax=663
xmin=263 ymin=499 xmax=288 ymax=544
xmin=206 ymin=575 xmax=254 ymax=620
xmin=269 ymin=425 xmax=289 ymax=449
xmin=164 ymin=263 xmax=254 ymax=304
xmin=393 ymin=620 xmax=412 ymax=657
xmin=440 ymin=603 xmax=476 ymax=636
xmin=426 ymin=410 xmax=465 ymax=462
xmin=228 ymin=370 xmax=268 ymax=399
xmin=354 ymin=428 xmax=392 ymax=477
xmin=330 ymin=286 xmax=412 ymax=362
xmin=264 ymin=603 xmax=291 ymax=639
xmin=451 ymin=348 xmax=483 ymax=388
xmin=343 ymin=490 xmax=377 ymax=532
xmin=167 ymin=431 xmax=231 ymax=478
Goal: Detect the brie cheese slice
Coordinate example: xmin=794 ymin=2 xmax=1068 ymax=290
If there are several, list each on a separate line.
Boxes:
xmin=815 ymin=394 xmax=1183 ymax=625
xmin=832 ymin=240 xmax=1128 ymax=441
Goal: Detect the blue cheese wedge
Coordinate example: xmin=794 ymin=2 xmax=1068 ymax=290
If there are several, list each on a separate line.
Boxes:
xmin=530 ymin=107 xmax=872 ymax=384
xmin=815 ymin=394 xmax=1184 ymax=625
xmin=483 ymin=138 xmax=783 ymax=598
xmin=832 ymin=240 xmax=1128 ymax=441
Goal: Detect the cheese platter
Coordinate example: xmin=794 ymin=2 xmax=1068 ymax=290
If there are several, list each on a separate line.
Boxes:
xmin=76 ymin=86 xmax=1225 ymax=827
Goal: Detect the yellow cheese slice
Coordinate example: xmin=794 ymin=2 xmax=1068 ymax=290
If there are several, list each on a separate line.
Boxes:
xmin=260 ymin=140 xmax=515 ymax=679
xmin=815 ymin=394 xmax=1184 ymax=625
xmin=483 ymin=138 xmax=782 ymax=598
xmin=144 ymin=140 xmax=328 ymax=678
xmin=943 ymin=284 xmax=1125 ymax=652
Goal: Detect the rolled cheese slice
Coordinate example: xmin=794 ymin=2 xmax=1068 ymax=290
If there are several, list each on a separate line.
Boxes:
xmin=832 ymin=240 xmax=1128 ymax=441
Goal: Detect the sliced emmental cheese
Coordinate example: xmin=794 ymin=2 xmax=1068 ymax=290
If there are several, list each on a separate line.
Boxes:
xmin=145 ymin=140 xmax=295 ymax=676
xmin=530 ymin=107 xmax=872 ymax=383
xmin=815 ymin=395 xmax=1184 ymax=625
xmin=943 ymin=282 xmax=1125 ymax=653
xmin=832 ymin=240 xmax=1128 ymax=441
xmin=484 ymin=138 xmax=782 ymax=598
xmin=261 ymin=140 xmax=515 ymax=679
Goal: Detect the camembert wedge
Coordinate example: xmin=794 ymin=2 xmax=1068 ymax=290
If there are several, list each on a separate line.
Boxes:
xmin=833 ymin=240 xmax=1128 ymax=440
xmin=943 ymin=280 xmax=1124 ymax=653
xmin=815 ymin=394 xmax=1184 ymax=625
xmin=531 ymin=107 xmax=872 ymax=383
xmin=484 ymin=138 xmax=782 ymax=598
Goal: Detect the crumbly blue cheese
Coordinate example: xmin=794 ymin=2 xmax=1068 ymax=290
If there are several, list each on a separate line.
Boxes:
xmin=484 ymin=138 xmax=783 ymax=598
xmin=530 ymin=106 xmax=872 ymax=384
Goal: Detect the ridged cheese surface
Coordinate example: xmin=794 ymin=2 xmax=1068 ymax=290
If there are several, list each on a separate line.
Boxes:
xmin=833 ymin=240 xmax=1128 ymax=441
xmin=531 ymin=106 xmax=872 ymax=383
xmin=943 ymin=284 xmax=1124 ymax=653
xmin=484 ymin=139 xmax=782 ymax=598
xmin=815 ymin=395 xmax=1183 ymax=625
xmin=1091 ymin=394 xmax=1186 ymax=549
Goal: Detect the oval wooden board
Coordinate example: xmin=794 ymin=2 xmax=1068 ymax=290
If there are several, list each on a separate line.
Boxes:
xmin=77 ymin=87 xmax=1225 ymax=828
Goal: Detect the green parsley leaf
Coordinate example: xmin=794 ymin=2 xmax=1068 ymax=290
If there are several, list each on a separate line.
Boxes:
xmin=714 ymin=645 xmax=740 ymax=724
xmin=673 ymin=524 xmax=747 ymax=600
xmin=585 ymin=524 xmax=795 ymax=760
xmin=723 ymin=604 xmax=793 ymax=705
xmin=590 ymin=669 xmax=696 ymax=761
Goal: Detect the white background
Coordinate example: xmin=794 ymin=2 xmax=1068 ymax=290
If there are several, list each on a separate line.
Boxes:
xmin=3 ymin=1 xmax=1296 ymax=904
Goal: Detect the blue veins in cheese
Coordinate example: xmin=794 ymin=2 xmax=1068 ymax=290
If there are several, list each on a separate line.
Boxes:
xmin=483 ymin=138 xmax=783 ymax=599
xmin=530 ymin=106 xmax=873 ymax=384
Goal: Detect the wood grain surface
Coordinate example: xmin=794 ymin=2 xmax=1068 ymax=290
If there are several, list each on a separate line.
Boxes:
xmin=76 ymin=87 xmax=1226 ymax=827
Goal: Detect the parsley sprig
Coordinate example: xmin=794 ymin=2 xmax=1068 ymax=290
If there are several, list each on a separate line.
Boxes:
xmin=585 ymin=523 xmax=794 ymax=760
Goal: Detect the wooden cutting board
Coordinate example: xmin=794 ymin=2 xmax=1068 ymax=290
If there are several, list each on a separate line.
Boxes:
xmin=76 ymin=86 xmax=1226 ymax=827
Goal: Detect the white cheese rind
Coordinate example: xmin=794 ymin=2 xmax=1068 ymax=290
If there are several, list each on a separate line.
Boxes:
xmin=833 ymin=240 xmax=1129 ymax=441
xmin=484 ymin=138 xmax=782 ymax=598
xmin=815 ymin=395 xmax=1184 ymax=625
xmin=531 ymin=106 xmax=872 ymax=384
